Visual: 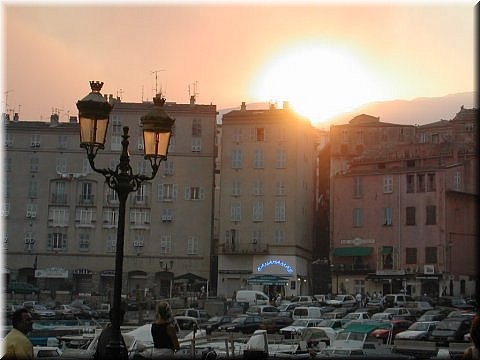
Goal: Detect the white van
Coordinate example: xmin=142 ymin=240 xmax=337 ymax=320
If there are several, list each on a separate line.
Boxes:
xmin=236 ymin=290 xmax=270 ymax=306
xmin=292 ymin=306 xmax=322 ymax=320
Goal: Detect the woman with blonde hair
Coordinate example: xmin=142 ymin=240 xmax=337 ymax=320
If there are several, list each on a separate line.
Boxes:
xmin=150 ymin=301 xmax=179 ymax=358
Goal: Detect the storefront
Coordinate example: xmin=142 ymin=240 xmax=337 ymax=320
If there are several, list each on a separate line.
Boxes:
xmin=34 ymin=267 xmax=69 ymax=296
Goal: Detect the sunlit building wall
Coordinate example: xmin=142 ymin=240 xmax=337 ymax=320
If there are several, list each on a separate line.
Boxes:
xmin=217 ymin=102 xmax=316 ymax=299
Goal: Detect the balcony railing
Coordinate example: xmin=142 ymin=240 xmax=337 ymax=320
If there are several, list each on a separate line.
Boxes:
xmin=79 ymin=195 xmax=95 ymax=205
xmin=51 ymin=193 xmax=68 ymax=204
xmin=223 ymin=243 xmax=268 ymax=254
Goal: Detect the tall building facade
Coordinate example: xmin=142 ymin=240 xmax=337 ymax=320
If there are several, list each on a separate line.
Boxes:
xmin=216 ymin=102 xmax=316 ymax=299
xmin=329 ymin=108 xmax=478 ymax=298
xmin=3 ymin=94 xmax=216 ymax=300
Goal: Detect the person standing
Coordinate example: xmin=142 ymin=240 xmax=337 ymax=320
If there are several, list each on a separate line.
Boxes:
xmin=1 ymin=307 xmax=34 ymax=359
xmin=151 ymin=301 xmax=180 ymax=358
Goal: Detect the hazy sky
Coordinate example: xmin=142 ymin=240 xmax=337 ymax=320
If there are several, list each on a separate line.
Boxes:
xmin=2 ymin=1 xmax=476 ymax=124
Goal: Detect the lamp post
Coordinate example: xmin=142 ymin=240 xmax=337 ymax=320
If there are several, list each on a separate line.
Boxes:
xmin=77 ymin=81 xmax=174 ymax=359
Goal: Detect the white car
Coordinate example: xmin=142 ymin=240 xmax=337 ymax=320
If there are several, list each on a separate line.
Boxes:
xmin=395 ymin=321 xmax=439 ymax=340
xmin=342 ymin=311 xmax=371 ymax=321
xmin=326 ymin=294 xmax=356 ymax=307
xmin=279 ymin=318 xmax=323 ymax=338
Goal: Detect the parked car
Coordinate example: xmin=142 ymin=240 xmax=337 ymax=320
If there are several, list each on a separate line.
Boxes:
xmin=313 ymin=294 xmax=330 ymax=305
xmin=383 ymin=294 xmax=413 ymax=308
xmin=70 ymin=303 xmax=99 ymax=319
xmin=404 ymin=301 xmax=434 ymax=317
xmin=317 ymin=318 xmax=350 ymax=332
xmin=173 ymin=308 xmax=210 ymax=323
xmin=289 ymin=296 xmax=314 ymax=304
xmin=370 ymin=319 xmax=413 ymax=344
xmin=383 ymin=307 xmax=415 ymax=321
xmin=292 ymin=306 xmax=322 ymax=320
xmin=7 ymin=281 xmax=40 ymax=294
xmin=53 ymin=304 xmax=77 ymax=319
xmin=246 ymin=305 xmax=280 ymax=317
xmin=371 ymin=312 xmax=394 ymax=321
xmin=429 ymin=316 xmax=473 ymax=345
xmin=342 ymin=311 xmax=371 ymax=322
xmin=174 ymin=315 xmax=199 ymax=330
xmin=259 ymin=316 xmax=293 ymax=334
xmin=395 ymin=321 xmax=439 ymax=340
xmin=366 ymin=298 xmax=384 ymax=311
xmin=218 ymin=315 xmax=262 ymax=334
xmin=437 ymin=296 xmax=475 ymax=310
xmin=276 ymin=303 xmax=298 ymax=316
xmin=31 ymin=304 xmax=57 ymax=320
xmin=279 ymin=318 xmax=324 ymax=338
xmin=200 ymin=315 xmax=234 ymax=334
xmin=226 ymin=301 xmax=249 ymax=315
xmin=326 ymin=294 xmax=356 ymax=307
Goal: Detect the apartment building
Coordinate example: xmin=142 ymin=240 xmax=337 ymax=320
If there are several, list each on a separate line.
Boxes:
xmin=217 ymin=102 xmax=316 ymax=299
xmin=329 ymin=108 xmax=478 ymax=298
xmin=3 ymin=94 xmax=216 ymax=300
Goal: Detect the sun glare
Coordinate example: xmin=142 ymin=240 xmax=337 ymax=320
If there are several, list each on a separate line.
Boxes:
xmin=251 ymin=42 xmax=391 ymax=124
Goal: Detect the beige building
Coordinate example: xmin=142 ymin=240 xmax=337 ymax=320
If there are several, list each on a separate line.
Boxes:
xmin=3 ymin=94 xmax=217 ymax=301
xmin=216 ymin=102 xmax=317 ymax=299
xmin=329 ymin=108 xmax=478 ymax=298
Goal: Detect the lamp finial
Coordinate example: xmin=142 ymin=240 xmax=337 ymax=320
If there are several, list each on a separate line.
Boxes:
xmin=90 ymin=81 xmax=104 ymax=92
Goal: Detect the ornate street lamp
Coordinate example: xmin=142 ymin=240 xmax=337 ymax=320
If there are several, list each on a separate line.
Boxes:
xmin=77 ymin=81 xmax=174 ymax=359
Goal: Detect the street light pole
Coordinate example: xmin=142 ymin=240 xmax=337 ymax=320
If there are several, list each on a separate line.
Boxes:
xmin=77 ymin=81 xmax=174 ymax=359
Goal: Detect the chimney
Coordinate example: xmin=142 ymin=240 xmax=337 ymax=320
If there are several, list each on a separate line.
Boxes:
xmin=190 ymin=95 xmax=196 ymax=105
xmin=240 ymin=102 xmax=246 ymax=111
xmin=69 ymin=116 xmax=78 ymax=123
xmin=13 ymin=113 xmax=19 ymax=121
xmin=50 ymin=113 xmax=59 ymax=126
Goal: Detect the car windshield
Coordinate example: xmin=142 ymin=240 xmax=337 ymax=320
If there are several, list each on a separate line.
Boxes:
xmin=409 ymin=322 xmax=430 ymax=331
xmin=291 ymin=319 xmax=308 ymax=326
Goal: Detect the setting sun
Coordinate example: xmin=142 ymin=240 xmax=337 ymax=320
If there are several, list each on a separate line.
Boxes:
xmin=250 ymin=42 xmax=392 ymax=124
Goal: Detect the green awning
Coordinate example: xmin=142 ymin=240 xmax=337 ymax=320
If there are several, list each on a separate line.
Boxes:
xmin=381 ymin=246 xmax=393 ymax=255
xmin=333 ymin=247 xmax=373 ymax=257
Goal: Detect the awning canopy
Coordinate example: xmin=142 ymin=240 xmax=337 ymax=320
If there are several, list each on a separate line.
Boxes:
xmin=381 ymin=246 xmax=393 ymax=255
xmin=174 ymin=272 xmax=207 ymax=284
xmin=247 ymin=274 xmax=289 ymax=285
xmin=333 ymin=247 xmax=373 ymax=257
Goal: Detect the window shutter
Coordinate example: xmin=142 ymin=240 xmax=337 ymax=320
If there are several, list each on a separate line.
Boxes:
xmin=47 ymin=234 xmax=52 ymax=249
xmin=185 ymin=186 xmax=190 ymax=200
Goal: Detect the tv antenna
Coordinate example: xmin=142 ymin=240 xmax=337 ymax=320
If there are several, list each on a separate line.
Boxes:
xmin=151 ymin=69 xmax=165 ymax=96
xmin=188 ymin=81 xmax=199 ymax=100
xmin=4 ymin=89 xmax=13 ymax=112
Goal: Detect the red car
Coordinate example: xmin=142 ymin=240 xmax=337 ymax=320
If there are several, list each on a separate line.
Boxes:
xmin=370 ymin=319 xmax=413 ymax=344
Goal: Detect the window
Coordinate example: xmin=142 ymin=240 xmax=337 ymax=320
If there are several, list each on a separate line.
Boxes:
xmin=106 ymin=187 xmax=118 ymax=204
xmin=276 ymin=181 xmax=286 ymax=196
xmin=465 ymin=122 xmax=474 ymax=132
xmin=405 ymin=248 xmax=417 ymax=265
xmin=187 ymin=236 xmax=199 ymax=255
xmin=47 ymin=232 xmax=67 ymax=251
xmin=255 ymin=127 xmax=265 ymax=141
xmin=30 ymin=134 xmax=40 ymax=147
xmin=231 ymin=201 xmax=242 ymax=222
xmin=158 ymin=183 xmax=178 ymax=201
xmin=58 ymin=135 xmax=68 ymax=149
xmin=5 ymin=133 xmax=13 ymax=147
xmin=406 ymin=206 xmax=416 ymax=225
xmin=111 ymin=118 xmax=122 ymax=151
xmin=168 ymin=136 xmax=176 ymax=153
xmin=79 ymin=233 xmax=90 ymax=251
xmin=252 ymin=200 xmax=264 ymax=222
xmin=383 ymin=207 xmax=393 ymax=226
xmin=160 ymin=234 xmax=172 ymax=255
xmin=232 ymin=149 xmax=243 ymax=169
xmin=354 ymin=279 xmax=365 ymax=296
xmin=417 ymin=174 xmax=425 ymax=192
xmin=225 ymin=229 xmax=238 ymax=251
xmin=80 ymin=182 xmax=94 ymax=204
xmin=353 ymin=208 xmax=364 ymax=227
xmin=253 ymin=180 xmax=264 ymax=196
xmin=383 ymin=175 xmax=393 ymax=193
xmin=24 ymin=232 xmax=35 ymax=251
xmin=254 ymin=149 xmax=264 ymax=168
xmin=28 ymin=181 xmax=38 ymax=198
xmin=161 ymin=208 xmax=174 ymax=222
xmin=252 ymin=229 xmax=263 ymax=245
xmin=163 ymin=159 xmax=174 ymax=176
xmin=232 ymin=181 xmax=241 ymax=196
xmin=133 ymin=232 xmax=145 ymax=250
xmin=77 ymin=208 xmax=94 ymax=225
xmin=276 ymin=149 xmax=287 ymax=168
xmin=275 ymin=200 xmax=286 ymax=222
xmin=382 ymin=247 xmax=393 ymax=269
xmin=52 ymin=182 xmax=67 ymax=203
xmin=406 ymin=174 xmax=415 ymax=193
xmin=135 ymin=184 xmax=148 ymax=203
xmin=137 ymin=136 xmax=144 ymax=151
xmin=192 ymin=119 xmax=202 ymax=137
xmin=104 ymin=208 xmax=119 ymax=226
xmin=6 ymin=157 xmax=12 ymax=172
xmin=425 ymin=247 xmax=437 ymax=264
xmin=185 ymin=186 xmax=205 ymax=200
xmin=26 ymin=204 xmax=38 ymax=218
xmin=353 ymin=177 xmax=363 ymax=198
xmin=427 ymin=173 xmax=436 ymax=192
xmin=274 ymin=228 xmax=285 ymax=244
xmin=82 ymin=159 xmax=91 ymax=174
xmin=30 ymin=157 xmax=39 ymax=173
xmin=191 ymin=138 xmax=202 ymax=152
xmin=453 ymin=171 xmax=462 ymax=191
xmin=106 ymin=231 xmax=117 ymax=252
xmin=2 ymin=202 xmax=10 ymax=217
xmin=233 ymin=128 xmax=242 ymax=143
xmin=49 ymin=208 xmax=69 ymax=226
xmin=426 ymin=205 xmax=436 ymax=225
xmin=130 ymin=209 xmax=150 ymax=224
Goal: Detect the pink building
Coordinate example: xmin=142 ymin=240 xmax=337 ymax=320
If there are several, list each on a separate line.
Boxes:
xmin=329 ymin=108 xmax=477 ymax=298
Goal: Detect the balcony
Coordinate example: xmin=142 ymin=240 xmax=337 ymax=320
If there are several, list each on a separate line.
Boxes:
xmin=79 ymin=195 xmax=95 ymax=205
xmin=222 ymin=242 xmax=268 ymax=255
xmin=331 ymin=263 xmax=371 ymax=274
xmin=51 ymin=193 xmax=68 ymax=204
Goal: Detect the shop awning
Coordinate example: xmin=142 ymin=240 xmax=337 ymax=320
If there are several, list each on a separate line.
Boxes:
xmin=381 ymin=247 xmax=393 ymax=255
xmin=333 ymin=247 xmax=373 ymax=257
xmin=247 ymin=274 xmax=289 ymax=285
